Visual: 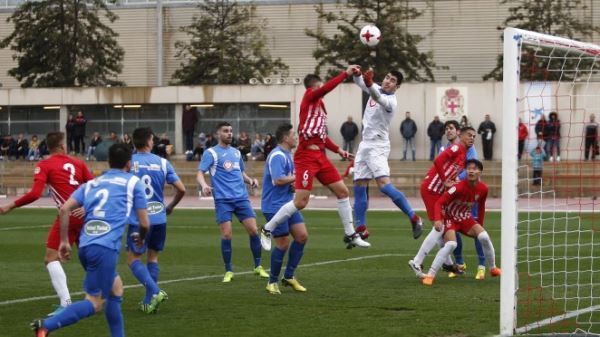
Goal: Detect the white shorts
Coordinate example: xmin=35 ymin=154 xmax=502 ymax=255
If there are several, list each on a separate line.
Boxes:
xmin=353 ymin=141 xmax=390 ymax=180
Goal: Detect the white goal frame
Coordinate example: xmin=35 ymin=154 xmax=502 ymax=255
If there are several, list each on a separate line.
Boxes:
xmin=501 ymin=27 xmax=600 ymax=336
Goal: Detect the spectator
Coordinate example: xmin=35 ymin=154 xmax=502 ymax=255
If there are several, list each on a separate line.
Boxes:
xmin=73 ymin=110 xmax=87 ymax=155
xmin=400 ymin=111 xmax=417 ymax=161
xmin=38 ymin=138 xmax=49 ymax=158
xmin=28 ymin=134 xmax=40 ymax=161
xmin=477 ymin=114 xmax=497 ymax=160
xmin=250 ymin=133 xmax=265 ymax=160
xmin=153 ymin=133 xmax=171 ymax=159
xmin=530 ymin=146 xmax=546 ymax=186
xmin=86 ymin=132 xmax=102 ymax=161
xmin=205 ymin=133 xmax=217 ymax=148
xmin=518 ymin=118 xmax=529 ymax=160
xmin=182 ymin=104 xmax=198 ymax=155
xmin=340 ymin=116 xmax=359 ymax=159
xmin=192 ymin=132 xmax=207 ymax=161
xmin=263 ymin=133 xmax=276 ymax=157
xmin=460 ymin=115 xmax=472 ymax=129
xmin=15 ymin=133 xmax=29 ymax=160
xmin=237 ymin=131 xmax=251 ymax=160
xmin=66 ymin=114 xmax=75 ymax=153
xmin=94 ymin=131 xmax=118 ymax=161
xmin=1 ymin=134 xmax=15 ymax=160
xmin=427 ymin=116 xmax=444 ymax=160
xmin=122 ymin=133 xmax=134 ymax=151
xmin=584 ymin=114 xmax=599 ymax=161
xmin=535 ymin=114 xmax=548 ymax=149
xmin=545 ymin=112 xmax=561 ymax=162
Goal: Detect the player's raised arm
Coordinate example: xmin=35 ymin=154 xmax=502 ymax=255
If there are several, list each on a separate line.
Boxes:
xmin=0 ymin=163 xmax=48 ymax=215
xmin=363 ymin=70 xmax=397 ymax=113
xmin=304 ymin=65 xmax=358 ymax=101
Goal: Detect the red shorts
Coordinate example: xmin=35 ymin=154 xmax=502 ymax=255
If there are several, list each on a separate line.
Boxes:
xmin=46 ymin=216 xmax=84 ymax=250
xmin=294 ymin=148 xmax=342 ymax=191
xmin=420 ymin=183 xmax=441 ymax=221
xmin=444 ymin=217 xmax=478 ymax=235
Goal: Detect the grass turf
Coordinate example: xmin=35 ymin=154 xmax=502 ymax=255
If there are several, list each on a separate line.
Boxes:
xmin=1 ymin=208 xmax=505 ymax=337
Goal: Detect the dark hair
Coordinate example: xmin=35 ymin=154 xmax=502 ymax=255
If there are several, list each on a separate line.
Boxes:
xmin=465 ymin=159 xmax=483 ymax=171
xmin=389 ymin=70 xmax=404 ymax=85
xmin=275 ymin=123 xmax=294 ymax=143
xmin=460 ymin=126 xmax=476 ymax=134
xmin=108 ymin=143 xmax=132 ymax=169
xmin=132 ymin=127 xmax=153 ymax=149
xmin=215 ymin=121 xmax=232 ymax=131
xmin=549 ymin=112 xmax=558 ymax=120
xmin=303 ymin=74 xmax=322 ymax=89
xmin=444 ymin=120 xmax=460 ymax=130
xmin=46 ymin=132 xmax=64 ymax=151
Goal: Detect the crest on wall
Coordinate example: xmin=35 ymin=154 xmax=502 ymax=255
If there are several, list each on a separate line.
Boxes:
xmin=437 ymin=87 xmax=468 ymax=120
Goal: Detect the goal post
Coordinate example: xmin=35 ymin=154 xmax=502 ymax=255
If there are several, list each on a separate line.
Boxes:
xmin=501 ymin=27 xmax=600 ymax=336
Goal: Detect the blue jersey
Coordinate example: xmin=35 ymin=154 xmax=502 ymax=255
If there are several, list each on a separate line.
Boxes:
xmin=72 ymin=169 xmax=147 ymax=251
xmin=129 ymin=152 xmax=180 ymax=225
xmin=261 ymin=146 xmax=294 ymax=213
xmin=199 ymin=145 xmax=248 ymax=200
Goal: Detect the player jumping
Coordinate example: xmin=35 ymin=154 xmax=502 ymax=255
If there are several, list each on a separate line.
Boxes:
xmin=31 ymin=143 xmax=151 ymax=337
xmin=0 ymin=131 xmax=93 ymax=316
xmin=421 ymin=159 xmax=501 ymax=285
xmin=197 ymin=122 xmax=269 ymax=283
xmin=409 ymin=126 xmax=476 ymax=277
xmin=260 ymin=65 xmax=370 ymax=251
xmin=351 ymin=68 xmax=423 ymax=240
xmin=127 ymin=127 xmax=186 ymax=313
xmin=262 ymin=124 xmax=308 ymax=294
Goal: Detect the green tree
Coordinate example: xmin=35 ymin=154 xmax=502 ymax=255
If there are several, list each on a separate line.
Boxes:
xmin=0 ymin=0 xmax=125 ymax=87
xmin=484 ymin=0 xmax=600 ymax=81
xmin=306 ymin=0 xmax=441 ymax=82
xmin=172 ymin=0 xmax=288 ymax=85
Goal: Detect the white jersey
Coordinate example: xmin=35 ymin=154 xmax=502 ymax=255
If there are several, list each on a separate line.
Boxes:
xmin=353 ymin=75 xmax=397 ymax=143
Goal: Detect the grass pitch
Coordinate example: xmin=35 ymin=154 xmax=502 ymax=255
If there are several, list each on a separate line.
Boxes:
xmin=0 ymin=209 xmax=503 ymax=337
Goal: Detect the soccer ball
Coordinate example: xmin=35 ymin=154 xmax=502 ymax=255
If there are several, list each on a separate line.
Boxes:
xmin=359 ymin=25 xmax=381 ymax=47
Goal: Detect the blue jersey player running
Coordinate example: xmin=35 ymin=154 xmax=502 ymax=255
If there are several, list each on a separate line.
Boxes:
xmin=127 ymin=127 xmax=186 ymax=313
xmin=197 ymin=122 xmax=269 ymax=282
xmin=439 ymin=120 xmax=485 ymax=279
xmin=262 ymin=124 xmax=308 ymax=295
xmin=31 ymin=143 xmax=152 ymax=337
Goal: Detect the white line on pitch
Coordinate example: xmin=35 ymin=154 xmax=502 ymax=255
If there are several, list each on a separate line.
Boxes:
xmin=0 ymin=253 xmax=406 ymax=306
xmin=0 ymin=225 xmax=49 ymax=231
xmin=515 ymin=304 xmax=600 ymax=334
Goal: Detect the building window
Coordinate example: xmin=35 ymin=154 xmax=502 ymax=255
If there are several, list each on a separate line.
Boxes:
xmin=195 ymin=103 xmax=290 ymax=137
xmin=7 ymin=106 xmax=59 ymax=136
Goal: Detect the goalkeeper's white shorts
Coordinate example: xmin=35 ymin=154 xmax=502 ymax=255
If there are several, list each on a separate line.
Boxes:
xmin=353 ymin=141 xmax=390 ymax=180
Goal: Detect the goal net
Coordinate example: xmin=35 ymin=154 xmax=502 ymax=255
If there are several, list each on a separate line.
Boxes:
xmin=501 ymin=28 xmax=600 ymax=336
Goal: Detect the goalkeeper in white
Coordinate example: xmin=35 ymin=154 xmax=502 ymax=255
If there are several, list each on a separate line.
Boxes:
xmin=351 ymin=68 xmax=424 ymax=245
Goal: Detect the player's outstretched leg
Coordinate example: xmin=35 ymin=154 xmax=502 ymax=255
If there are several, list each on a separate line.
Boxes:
xmin=45 ymin=258 xmax=71 ymax=316
xmin=409 ymin=228 xmax=443 ymax=278
xmin=422 ymin=240 xmax=458 ymax=286
xmin=338 ymin=196 xmax=370 ymax=249
xmin=261 ymin=200 xmax=299 ymax=250
xmin=34 ymin=299 xmax=96 ymax=335
xmin=379 ymin=183 xmax=423 ymax=239
xmin=353 ymin=184 xmax=369 ymax=239
xmin=476 ymin=231 xmax=501 ymax=277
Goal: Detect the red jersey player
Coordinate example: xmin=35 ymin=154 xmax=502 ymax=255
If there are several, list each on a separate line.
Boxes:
xmin=409 ymin=126 xmax=476 ymax=276
xmin=0 ymin=132 xmax=93 ymax=315
xmin=421 ymin=159 xmax=501 ymax=285
xmin=260 ymin=65 xmax=371 ymax=250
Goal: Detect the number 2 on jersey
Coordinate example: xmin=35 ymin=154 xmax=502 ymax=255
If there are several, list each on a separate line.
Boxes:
xmin=63 ymin=163 xmax=79 ymax=186
xmin=93 ymin=189 xmax=109 ymax=218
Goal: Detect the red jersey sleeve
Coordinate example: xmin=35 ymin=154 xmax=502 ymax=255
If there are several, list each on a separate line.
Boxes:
xmin=433 ymin=144 xmax=460 ymax=182
xmin=304 ymin=72 xmax=348 ymax=102
xmin=14 ymin=163 xmax=47 ymax=207
xmin=476 ymin=184 xmax=488 ymax=226
xmin=324 ymin=136 xmax=340 ymax=153
xmin=434 ymin=183 xmax=462 ymax=221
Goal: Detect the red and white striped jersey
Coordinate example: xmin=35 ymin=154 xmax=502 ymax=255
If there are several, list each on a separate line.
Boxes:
xmin=434 ymin=180 xmax=488 ymax=226
xmin=422 ymin=143 xmax=468 ymax=194
xmin=14 ymin=153 xmax=94 ymax=209
xmin=298 ymin=72 xmax=347 ymax=150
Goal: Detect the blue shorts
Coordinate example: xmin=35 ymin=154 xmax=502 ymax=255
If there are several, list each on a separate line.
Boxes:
xmin=263 ymin=212 xmax=304 ymax=238
xmin=126 ymin=223 xmax=167 ymax=255
xmin=215 ymin=199 xmax=256 ymax=225
xmin=78 ymin=244 xmax=118 ymax=299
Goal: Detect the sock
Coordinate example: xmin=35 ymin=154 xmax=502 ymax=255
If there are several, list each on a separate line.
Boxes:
xmin=428 ymin=240 xmax=458 ymax=277
xmin=337 ymin=197 xmax=355 ymax=236
xmin=413 ymin=228 xmax=443 ymax=266
xmin=129 ymin=260 xmax=160 ymax=304
xmin=453 ymin=233 xmax=465 ymax=265
xmin=43 ymin=299 xmax=95 ymax=331
xmin=284 ymin=241 xmax=305 ymax=279
xmin=249 ymin=234 xmax=262 ymax=268
xmin=474 ymin=238 xmax=486 ymax=266
xmin=269 ymin=247 xmax=285 ymax=284
xmin=477 ymin=231 xmax=496 ymax=268
xmin=353 ymin=185 xmax=368 ymax=228
xmin=46 ymin=261 xmax=71 ymax=307
xmin=105 ymin=295 xmax=124 ymax=337
xmin=380 ymin=184 xmax=415 ymax=219
xmin=147 ymin=262 xmax=160 ymax=283
xmin=221 ymin=239 xmax=233 ymax=272
xmin=264 ymin=201 xmax=297 ymax=231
